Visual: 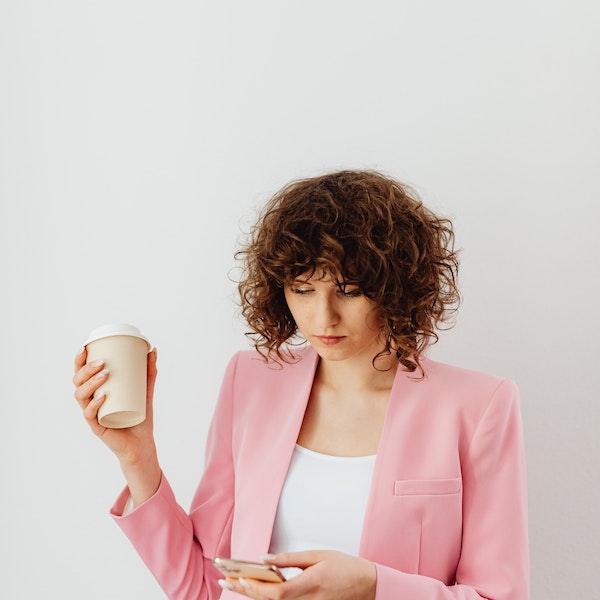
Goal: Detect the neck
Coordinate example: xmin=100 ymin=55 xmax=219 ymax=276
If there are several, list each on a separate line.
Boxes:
xmin=316 ymin=351 xmax=399 ymax=394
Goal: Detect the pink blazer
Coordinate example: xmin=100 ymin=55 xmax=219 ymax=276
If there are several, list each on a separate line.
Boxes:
xmin=111 ymin=346 xmax=529 ymax=600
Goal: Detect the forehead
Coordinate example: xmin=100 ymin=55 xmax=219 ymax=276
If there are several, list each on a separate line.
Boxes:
xmin=289 ymin=269 xmax=358 ymax=286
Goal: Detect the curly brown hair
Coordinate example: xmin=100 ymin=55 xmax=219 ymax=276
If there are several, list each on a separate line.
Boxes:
xmin=236 ymin=169 xmax=460 ymax=374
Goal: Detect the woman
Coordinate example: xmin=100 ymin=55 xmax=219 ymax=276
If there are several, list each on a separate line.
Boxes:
xmin=73 ymin=170 xmax=529 ymax=599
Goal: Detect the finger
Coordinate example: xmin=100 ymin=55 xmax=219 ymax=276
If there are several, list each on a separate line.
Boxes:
xmin=73 ymin=365 xmax=109 ymax=408
xmin=224 ymin=578 xmax=250 ymax=597
xmin=231 ymin=577 xmax=285 ymax=600
xmin=74 ymin=346 xmax=87 ymax=373
xmin=73 ymin=355 xmax=106 ymax=387
xmin=220 ymin=578 xmax=249 ymax=597
xmin=145 ymin=348 xmax=158 ymax=422
xmin=83 ymin=393 xmax=107 ymax=430
xmin=147 ymin=348 xmax=158 ymax=391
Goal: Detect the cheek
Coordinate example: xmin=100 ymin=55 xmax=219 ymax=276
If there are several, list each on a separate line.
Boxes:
xmin=283 ymin=292 xmax=298 ymax=317
xmin=285 ymin=298 xmax=306 ymax=327
xmin=365 ymin=308 xmax=385 ymax=331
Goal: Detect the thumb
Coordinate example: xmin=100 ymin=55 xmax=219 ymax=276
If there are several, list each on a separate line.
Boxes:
xmin=262 ymin=550 xmax=328 ymax=569
xmin=145 ymin=348 xmax=158 ymax=420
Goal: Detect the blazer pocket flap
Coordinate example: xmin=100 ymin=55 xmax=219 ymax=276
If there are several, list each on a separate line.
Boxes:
xmin=394 ymin=477 xmax=462 ymax=496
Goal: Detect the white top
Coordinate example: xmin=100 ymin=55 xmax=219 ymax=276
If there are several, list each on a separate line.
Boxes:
xmin=123 ymin=445 xmax=377 ymax=579
xmin=269 ymin=445 xmax=376 ymax=578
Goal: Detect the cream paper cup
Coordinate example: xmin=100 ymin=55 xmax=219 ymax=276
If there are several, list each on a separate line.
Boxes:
xmin=84 ymin=324 xmax=151 ymax=429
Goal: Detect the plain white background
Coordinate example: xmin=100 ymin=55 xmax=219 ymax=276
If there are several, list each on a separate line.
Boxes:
xmin=1 ymin=1 xmax=598 ymax=598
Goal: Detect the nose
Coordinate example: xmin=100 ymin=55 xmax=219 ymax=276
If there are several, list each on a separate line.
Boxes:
xmin=314 ymin=294 xmax=340 ymax=330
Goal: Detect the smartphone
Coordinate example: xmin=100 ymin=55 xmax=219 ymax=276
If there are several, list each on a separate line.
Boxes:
xmin=212 ymin=557 xmax=286 ymax=583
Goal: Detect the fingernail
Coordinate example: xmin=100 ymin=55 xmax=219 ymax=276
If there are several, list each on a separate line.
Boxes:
xmin=93 ymin=394 xmax=105 ymax=403
xmin=239 ymin=578 xmax=249 ymax=588
xmin=95 ymin=369 xmax=108 ymax=379
xmin=90 ymin=360 xmax=104 ymax=368
xmin=217 ymin=579 xmax=234 ymax=590
xmin=260 ymin=553 xmax=277 ymax=561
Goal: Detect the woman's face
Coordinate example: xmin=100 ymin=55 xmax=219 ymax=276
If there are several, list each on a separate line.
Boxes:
xmin=284 ymin=271 xmax=385 ymax=364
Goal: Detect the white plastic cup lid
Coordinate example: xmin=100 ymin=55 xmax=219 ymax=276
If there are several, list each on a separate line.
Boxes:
xmin=84 ymin=323 xmax=151 ymax=350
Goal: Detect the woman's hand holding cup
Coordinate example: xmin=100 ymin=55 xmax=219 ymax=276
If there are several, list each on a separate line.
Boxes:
xmin=73 ymin=324 xmax=162 ymax=507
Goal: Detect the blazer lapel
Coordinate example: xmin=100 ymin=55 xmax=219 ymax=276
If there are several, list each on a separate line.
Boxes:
xmin=358 ymin=363 xmax=426 ymax=568
xmin=232 ymin=346 xmax=319 ymax=560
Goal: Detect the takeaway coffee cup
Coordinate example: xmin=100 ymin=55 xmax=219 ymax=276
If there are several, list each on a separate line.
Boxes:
xmin=84 ymin=324 xmax=151 ymax=429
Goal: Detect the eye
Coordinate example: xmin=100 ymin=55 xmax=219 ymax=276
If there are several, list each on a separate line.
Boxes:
xmin=289 ymin=286 xmax=313 ymax=295
xmin=339 ymin=288 xmax=363 ymax=298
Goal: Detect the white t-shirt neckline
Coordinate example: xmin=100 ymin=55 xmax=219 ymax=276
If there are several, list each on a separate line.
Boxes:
xmin=269 ymin=444 xmax=376 ymax=578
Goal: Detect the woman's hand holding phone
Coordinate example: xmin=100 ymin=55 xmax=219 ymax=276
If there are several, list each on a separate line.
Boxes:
xmin=217 ymin=550 xmax=376 ymax=600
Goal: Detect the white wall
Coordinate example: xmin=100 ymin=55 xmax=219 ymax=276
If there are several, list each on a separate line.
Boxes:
xmin=1 ymin=1 xmax=598 ymax=598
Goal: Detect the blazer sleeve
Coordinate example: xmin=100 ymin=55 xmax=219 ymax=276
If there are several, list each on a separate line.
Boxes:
xmin=109 ymin=352 xmax=240 ymax=600
xmin=373 ymin=379 xmax=530 ymax=600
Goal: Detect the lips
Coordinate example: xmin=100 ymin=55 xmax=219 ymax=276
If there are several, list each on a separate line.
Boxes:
xmin=315 ymin=336 xmax=346 ymax=345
